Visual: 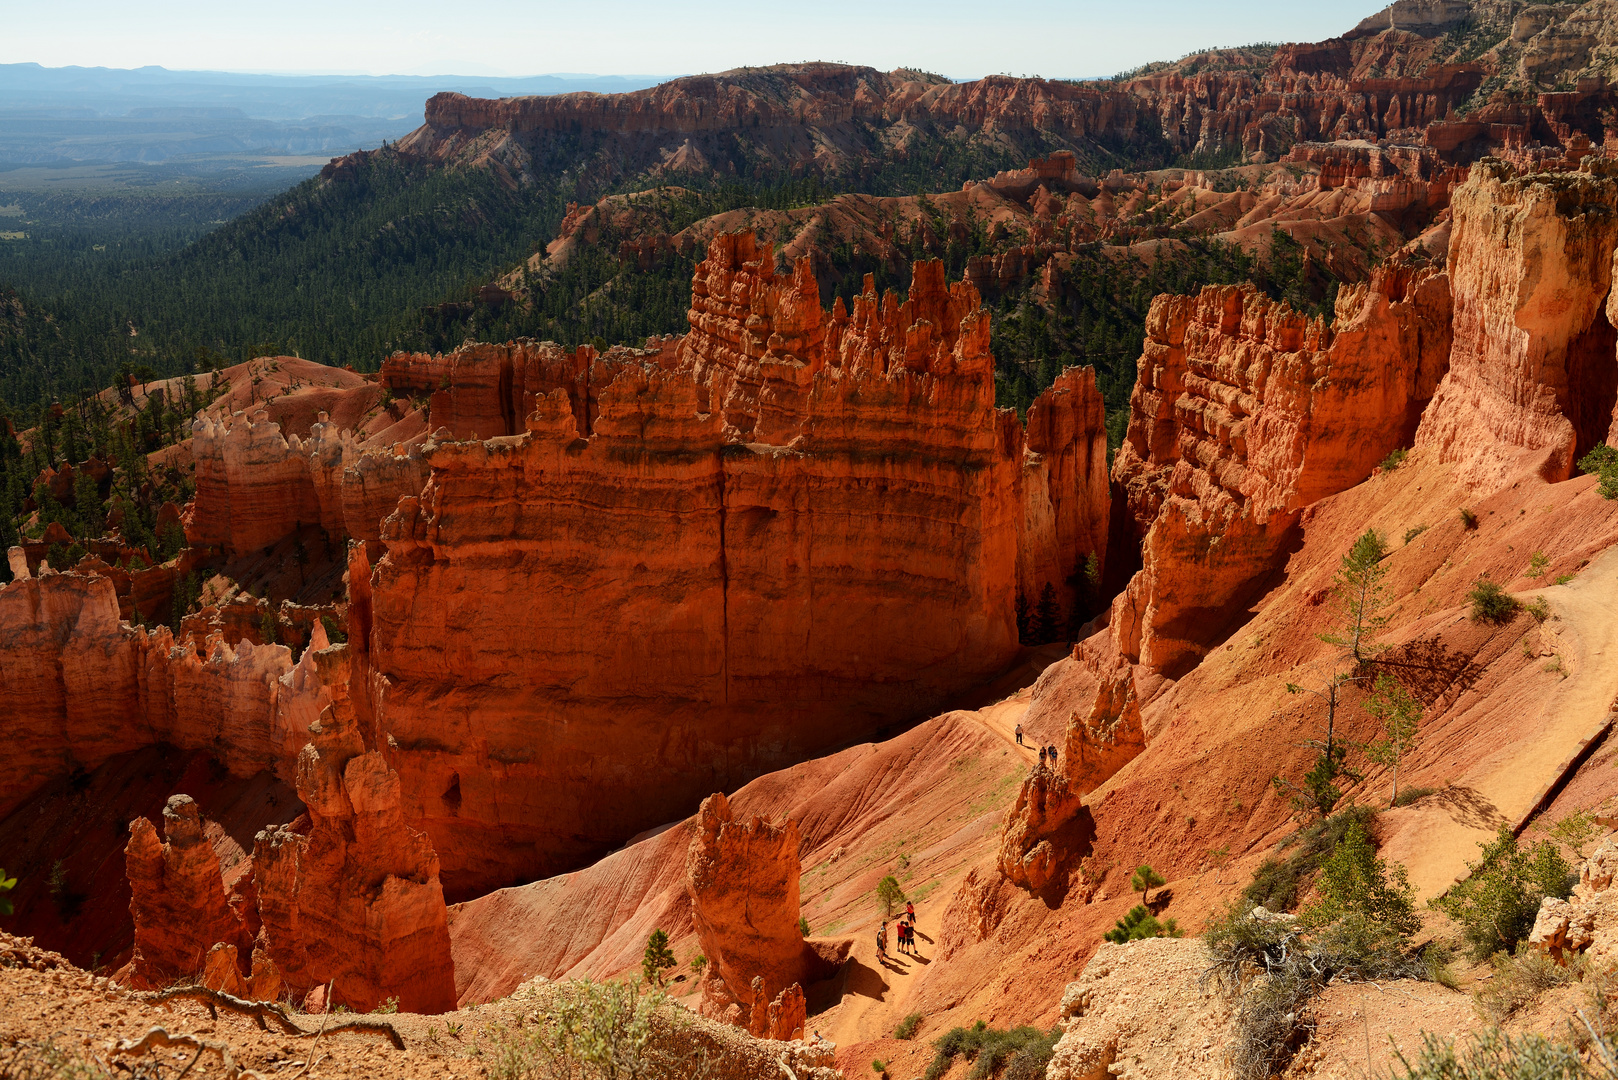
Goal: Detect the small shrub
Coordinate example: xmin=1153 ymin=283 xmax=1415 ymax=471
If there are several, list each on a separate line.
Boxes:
xmin=1392 ymin=785 xmax=1440 ymax=808
xmin=1577 ymin=443 xmax=1618 ymax=498
xmin=1526 ymin=596 xmax=1550 ymax=622
xmin=371 ymin=996 xmax=399 ymax=1014
xmin=1554 ymin=571 xmax=1577 ymax=586
xmin=1459 ymin=507 xmax=1479 ymax=529
xmin=1389 ymin=1029 xmax=1597 ymax=1079
xmin=320 ymin=613 xmax=348 ymax=645
xmin=483 ymin=979 xmax=711 ymax=1080
xmin=798 ymin=915 xmax=810 ymax=937
xmin=1103 ymin=904 xmax=1181 ymax=943
xmin=895 ymin=1013 xmax=924 ymax=1040
xmin=1299 ymin=822 xmax=1418 ymax=936
xmin=1241 ymin=806 xmax=1378 ymax=912
xmin=1548 ymin=808 xmax=1604 ymax=860
xmin=1579 ymin=443 xmax=1618 ymax=476
xmin=1380 ymin=448 xmax=1409 ymax=471
xmin=1403 ymin=524 xmax=1429 ymax=545
xmin=1430 ymin=825 xmax=1573 ymax=959
xmin=1467 ymin=579 xmax=1520 ymax=623
xmin=922 ymin=1023 xmax=1060 ymax=1080
xmin=1525 ymin=551 xmax=1550 ymax=579
xmin=1130 ymin=864 xmax=1165 ymax=905
xmin=871 ymin=1060 xmax=888 ymax=1077
xmin=1475 ymin=946 xmax=1582 ymax=1024
xmin=1230 ymin=972 xmax=1317 ymax=1080
xmin=0 ymin=867 xmax=15 ymax=916
xmin=1422 ymin=941 xmax=1458 ymax=989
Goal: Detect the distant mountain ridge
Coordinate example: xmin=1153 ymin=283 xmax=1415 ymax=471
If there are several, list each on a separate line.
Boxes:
xmin=0 ymin=64 xmax=672 ymax=165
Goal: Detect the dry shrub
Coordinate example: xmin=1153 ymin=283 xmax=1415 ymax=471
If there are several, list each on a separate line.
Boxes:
xmin=1475 ymin=947 xmax=1583 ymax=1025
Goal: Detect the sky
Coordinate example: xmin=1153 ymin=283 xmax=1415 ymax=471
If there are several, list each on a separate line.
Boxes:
xmin=6 ymin=0 xmax=1388 ymax=81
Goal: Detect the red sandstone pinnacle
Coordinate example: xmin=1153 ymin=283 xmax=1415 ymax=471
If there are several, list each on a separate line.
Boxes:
xmin=998 ymin=767 xmax=1086 ymax=892
xmin=124 ymin=795 xmax=253 ymax=988
xmin=252 ymin=700 xmax=457 ymax=1013
xmin=686 ymin=792 xmax=808 ymax=1029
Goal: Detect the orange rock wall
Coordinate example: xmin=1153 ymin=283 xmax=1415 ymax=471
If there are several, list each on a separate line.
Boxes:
xmin=364 ymin=235 xmax=1105 ymax=896
xmin=1111 ymin=262 xmax=1452 ymax=675
xmin=1416 ymin=163 xmax=1618 ymax=489
xmin=187 ymin=411 xmax=428 ymax=555
xmin=1020 ymin=366 xmax=1110 ymax=614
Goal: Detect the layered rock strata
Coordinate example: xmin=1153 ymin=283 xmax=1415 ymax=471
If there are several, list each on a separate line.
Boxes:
xmin=6 ymin=233 xmax=1108 ymax=964
xmin=187 ymin=410 xmax=427 ymax=555
xmin=685 ymin=792 xmax=809 ymax=1038
xmin=1110 ymin=259 xmax=1453 ymax=676
xmin=1416 ymin=162 xmax=1618 ymax=488
xmin=366 ymin=233 xmax=1105 ymax=894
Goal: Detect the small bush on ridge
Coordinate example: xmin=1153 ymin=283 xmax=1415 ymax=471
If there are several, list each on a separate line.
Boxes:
xmin=1468 ymin=579 xmax=1520 ymax=623
xmin=1430 ymin=825 xmax=1573 ymax=959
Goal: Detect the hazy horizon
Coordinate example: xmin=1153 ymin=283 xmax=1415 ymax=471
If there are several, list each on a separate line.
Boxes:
xmin=9 ymin=0 xmax=1387 ymax=83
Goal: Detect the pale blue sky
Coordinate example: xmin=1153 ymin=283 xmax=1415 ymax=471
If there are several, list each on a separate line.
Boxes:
xmin=6 ymin=0 xmax=1388 ymax=80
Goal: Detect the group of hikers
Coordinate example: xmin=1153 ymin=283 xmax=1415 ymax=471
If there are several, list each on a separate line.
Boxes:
xmin=876 ymin=900 xmax=920 ymax=962
xmin=1014 ymin=724 xmax=1059 ymax=767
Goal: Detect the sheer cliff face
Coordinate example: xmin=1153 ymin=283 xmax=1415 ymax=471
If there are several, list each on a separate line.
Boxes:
xmin=366 ymin=235 xmax=1065 ymax=896
xmin=1417 ymin=164 xmax=1618 ymax=488
xmin=5 ymin=229 xmax=1107 ymax=915
xmin=397 ymin=67 xmax=1145 ymax=184
xmin=1111 ymin=262 xmax=1453 ymax=676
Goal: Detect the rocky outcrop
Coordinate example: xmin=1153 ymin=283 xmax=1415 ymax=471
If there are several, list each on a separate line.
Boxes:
xmin=2 ymin=566 xmax=454 ymax=1012
xmin=1021 ymin=366 xmax=1110 ymax=618
xmin=365 ymin=234 xmax=1106 ymax=895
xmin=998 ymin=764 xmax=1088 ymax=891
xmin=187 ymin=409 xmax=428 ymax=555
xmin=123 ymin=795 xmax=253 ymax=988
xmin=1046 ymin=939 xmax=1234 ymax=1080
xmin=1529 ymin=832 xmax=1618 ymax=964
xmin=1416 ymin=162 xmax=1618 ymax=489
xmin=252 ymin=633 xmax=456 ymax=1013
xmin=1110 ymin=259 xmax=1452 ymax=676
xmin=1064 ymin=656 xmax=1147 ymax=792
xmin=686 ymin=792 xmax=807 ymax=1039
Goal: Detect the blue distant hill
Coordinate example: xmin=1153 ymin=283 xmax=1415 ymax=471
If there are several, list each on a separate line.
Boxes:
xmin=0 ymin=64 xmax=673 ymax=165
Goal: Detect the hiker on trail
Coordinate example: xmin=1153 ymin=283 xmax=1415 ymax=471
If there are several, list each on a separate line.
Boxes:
xmin=906 ymin=900 xmax=915 ymax=920
xmin=876 ymin=923 xmax=886 ymax=960
xmin=1048 ymin=744 xmax=1058 ymax=765
xmin=1038 ymin=746 xmax=1047 ymax=767
xmin=900 ymin=921 xmax=909 ymax=953
xmin=1015 ymin=723 xmax=1024 ymax=746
